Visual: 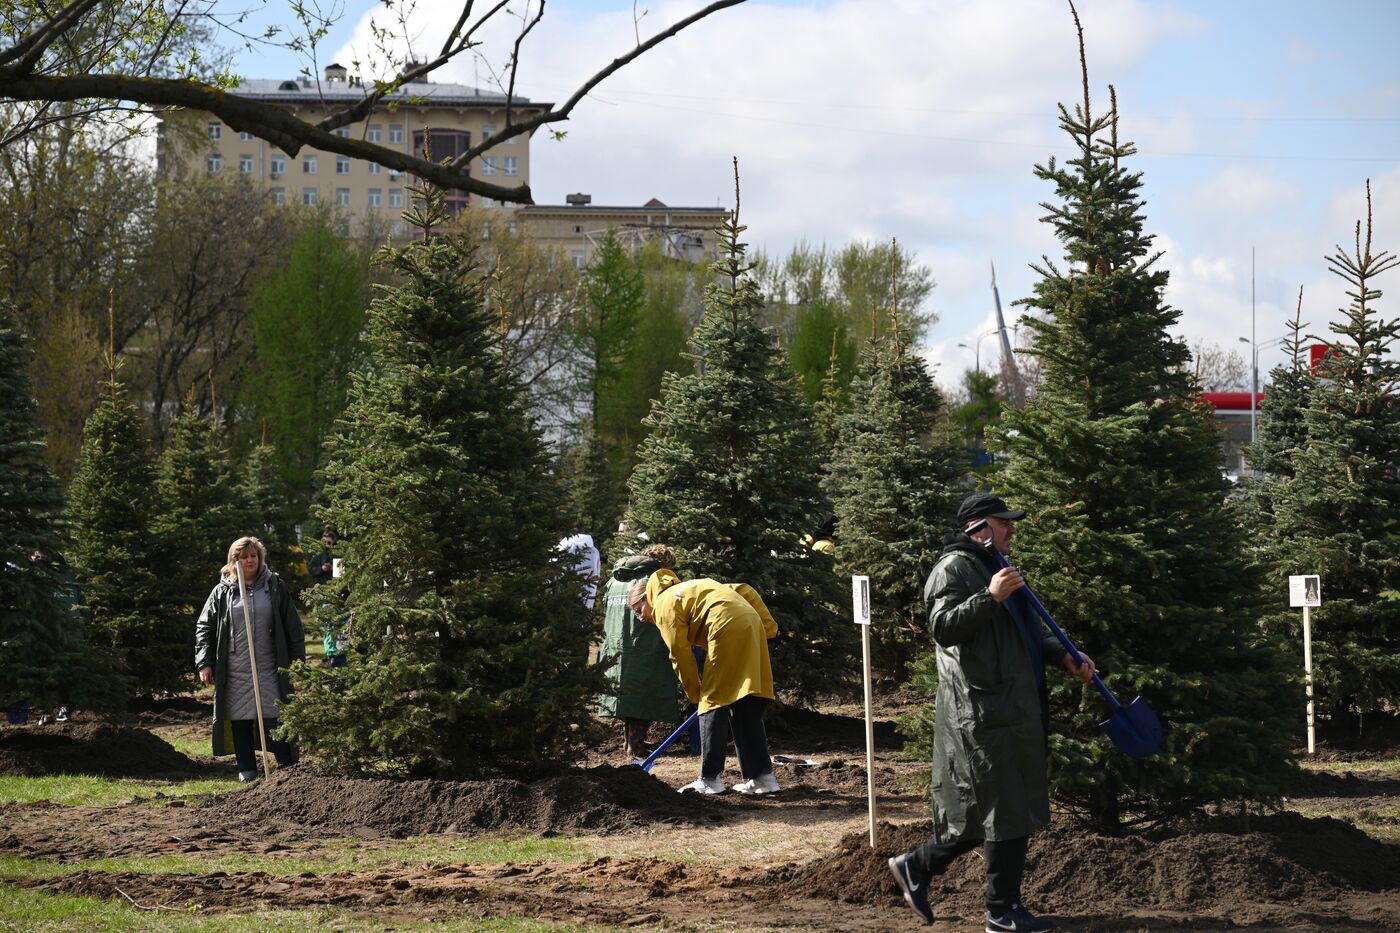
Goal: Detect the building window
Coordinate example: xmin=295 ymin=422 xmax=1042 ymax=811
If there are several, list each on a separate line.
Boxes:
xmin=368 ymin=162 xmax=381 ymax=175
xmin=271 ymin=155 xmax=285 ymax=175
xmin=206 ymin=154 xmax=221 ymax=173
xmin=367 ymin=124 xmax=381 ymax=143
xmin=303 ymin=187 xmax=317 ymax=205
xmin=411 ymin=130 xmax=471 ymax=214
xmin=503 ymin=156 xmax=517 ymax=176
xmin=572 ymin=225 xmax=582 ymax=234
xmin=481 ymin=196 xmax=495 ymax=207
xmin=207 ymin=121 xmax=221 ymax=139
xmin=303 ymin=154 xmax=317 ymax=174
xmin=507 ymin=221 xmax=517 ymax=235
xmin=368 ymin=188 xmax=382 ymax=208
xmin=239 ymin=131 xmax=254 ymax=141
xmin=389 ymin=125 xmax=404 ymax=144
xmin=481 ymin=156 xmax=495 ymax=176
xmin=571 ymin=250 xmax=586 ymax=269
xmin=239 ymin=154 xmax=253 ymax=173
xmin=389 ymin=189 xmax=403 ymax=208
xmin=481 ymin=124 xmax=495 ymax=141
xmin=336 ymin=155 xmax=350 ymax=174
xmin=272 ymin=187 xmax=285 ymax=205
xmin=336 ymin=188 xmax=350 ymax=207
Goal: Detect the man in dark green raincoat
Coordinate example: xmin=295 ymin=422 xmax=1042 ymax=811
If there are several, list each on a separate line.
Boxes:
xmin=889 ymin=493 xmax=1095 ymax=933
xmin=597 ymin=548 xmax=681 ymax=758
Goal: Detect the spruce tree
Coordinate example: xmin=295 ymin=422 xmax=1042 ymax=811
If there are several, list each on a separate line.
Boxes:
xmin=625 ymin=164 xmax=853 ymax=698
xmin=67 ymin=367 xmax=180 ymax=697
xmin=245 ymin=439 xmax=302 ymax=585
xmin=990 ymin=41 xmax=1294 ymax=830
xmin=278 ymin=188 xmax=598 ymax=778
xmin=826 ymin=310 xmax=965 ymax=678
xmin=153 ymin=405 xmax=260 ymax=612
xmin=0 ymin=302 xmax=125 ymax=711
xmin=1259 ymin=186 xmax=1400 ymax=720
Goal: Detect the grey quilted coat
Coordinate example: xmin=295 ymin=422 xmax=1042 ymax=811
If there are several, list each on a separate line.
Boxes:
xmin=194 ymin=567 xmax=305 ymax=756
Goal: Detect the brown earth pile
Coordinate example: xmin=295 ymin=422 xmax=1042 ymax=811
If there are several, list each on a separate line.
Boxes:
xmin=767 ymin=707 xmax=901 ymax=753
xmin=776 ymin=812 xmax=1400 ymax=913
xmin=204 ymin=765 xmax=722 ymax=838
xmin=0 ymin=722 xmax=202 ymax=778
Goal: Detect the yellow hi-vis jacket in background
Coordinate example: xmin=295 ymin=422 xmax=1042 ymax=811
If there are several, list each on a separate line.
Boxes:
xmin=645 ymin=568 xmax=778 ymax=714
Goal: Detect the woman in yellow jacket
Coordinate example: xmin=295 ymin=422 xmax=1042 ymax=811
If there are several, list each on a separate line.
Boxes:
xmin=628 ymin=567 xmax=780 ymax=795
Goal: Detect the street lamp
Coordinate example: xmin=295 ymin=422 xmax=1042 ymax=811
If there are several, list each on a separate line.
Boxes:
xmin=1238 ymin=334 xmax=1288 ymax=445
xmin=957 ymin=328 xmax=1000 ymax=374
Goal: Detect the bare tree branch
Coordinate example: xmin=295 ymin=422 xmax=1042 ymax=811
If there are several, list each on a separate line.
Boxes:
xmin=504 ymin=0 xmax=545 ymax=131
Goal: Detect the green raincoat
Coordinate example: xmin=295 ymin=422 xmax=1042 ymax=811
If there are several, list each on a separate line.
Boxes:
xmin=924 ymin=534 xmax=1067 ymax=843
xmin=596 ymin=556 xmax=679 ymax=723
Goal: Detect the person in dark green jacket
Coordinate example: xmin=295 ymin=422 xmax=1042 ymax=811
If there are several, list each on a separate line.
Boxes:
xmin=597 ymin=545 xmax=681 ymax=758
xmin=889 ymin=493 xmax=1095 ymax=933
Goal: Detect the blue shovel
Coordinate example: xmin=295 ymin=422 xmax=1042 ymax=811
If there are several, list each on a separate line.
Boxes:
xmin=968 ymin=521 xmax=1163 ymax=758
xmin=633 ymin=710 xmax=701 ymax=772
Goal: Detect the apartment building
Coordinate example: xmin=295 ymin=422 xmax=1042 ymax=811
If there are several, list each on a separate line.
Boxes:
xmin=517 ymin=195 xmax=729 ymax=268
xmin=159 ymin=64 xmax=544 ymax=234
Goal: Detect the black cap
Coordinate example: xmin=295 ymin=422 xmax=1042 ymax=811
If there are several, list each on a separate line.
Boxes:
xmin=957 ymin=492 xmax=1027 ymax=527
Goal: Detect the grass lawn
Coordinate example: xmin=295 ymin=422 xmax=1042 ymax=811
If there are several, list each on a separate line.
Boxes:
xmin=0 ymin=773 xmax=239 ymax=807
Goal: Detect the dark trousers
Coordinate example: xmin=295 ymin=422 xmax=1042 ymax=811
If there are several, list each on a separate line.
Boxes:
xmin=230 ymin=717 xmax=299 ymax=774
xmin=912 ymin=834 xmax=1029 ymax=914
xmin=699 ymin=694 xmax=773 ymax=781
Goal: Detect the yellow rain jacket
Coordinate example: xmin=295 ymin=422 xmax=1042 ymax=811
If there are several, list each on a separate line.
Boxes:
xmin=645 ymin=569 xmax=778 ymax=714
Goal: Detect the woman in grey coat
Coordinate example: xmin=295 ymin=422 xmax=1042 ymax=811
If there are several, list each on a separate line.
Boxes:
xmin=194 ymin=536 xmax=305 ymax=781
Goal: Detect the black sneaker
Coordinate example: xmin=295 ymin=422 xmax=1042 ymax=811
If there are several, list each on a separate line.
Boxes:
xmin=887 ymin=852 xmax=933 ymax=924
xmin=985 ymin=904 xmax=1055 ymax=932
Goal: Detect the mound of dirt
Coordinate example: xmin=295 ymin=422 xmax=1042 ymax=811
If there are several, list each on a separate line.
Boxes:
xmin=767 ymin=706 xmax=901 ymax=752
xmin=0 ymin=722 xmax=202 ymax=778
xmin=775 ymin=813 xmax=1400 ymax=913
xmin=205 ymin=765 xmax=722 ymax=839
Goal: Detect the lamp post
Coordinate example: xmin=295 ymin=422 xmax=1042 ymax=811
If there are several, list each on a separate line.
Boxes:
xmin=1239 ymin=334 xmax=1288 ymax=445
xmin=958 ymin=328 xmax=999 ymax=375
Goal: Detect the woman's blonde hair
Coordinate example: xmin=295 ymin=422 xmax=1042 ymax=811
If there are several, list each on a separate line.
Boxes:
xmin=222 ymin=536 xmax=267 ymax=578
xmin=627 ymin=579 xmax=650 ymax=618
xmin=640 ymin=544 xmax=677 ymax=570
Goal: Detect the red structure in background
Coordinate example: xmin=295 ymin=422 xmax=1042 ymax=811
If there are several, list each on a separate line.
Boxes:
xmin=1203 ymin=391 xmax=1264 ymax=412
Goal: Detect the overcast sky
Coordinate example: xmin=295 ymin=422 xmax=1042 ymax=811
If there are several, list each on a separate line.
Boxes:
xmin=233 ymin=0 xmax=1400 ymax=391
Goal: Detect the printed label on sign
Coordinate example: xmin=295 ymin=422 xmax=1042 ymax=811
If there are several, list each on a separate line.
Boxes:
xmin=852 ymin=575 xmax=871 ymax=626
xmin=332 ymin=558 xmax=343 ymax=579
xmin=1289 ymin=574 xmax=1321 ymax=608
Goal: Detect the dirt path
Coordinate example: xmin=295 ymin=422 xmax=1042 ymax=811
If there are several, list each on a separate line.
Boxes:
xmin=3 ymin=708 xmax=1400 ymax=931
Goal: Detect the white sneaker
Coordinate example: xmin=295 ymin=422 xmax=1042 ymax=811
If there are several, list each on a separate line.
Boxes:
xmin=678 ymin=776 xmax=727 ymax=794
xmin=238 ymin=770 xmax=259 ymax=783
xmin=732 ymin=772 xmax=780 ymax=795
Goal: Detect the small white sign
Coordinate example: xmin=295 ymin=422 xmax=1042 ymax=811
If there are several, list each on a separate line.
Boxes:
xmin=1289 ymin=574 xmax=1321 ymax=608
xmin=852 ymin=575 xmax=871 ymax=626
xmin=332 ymin=558 xmax=343 ymax=579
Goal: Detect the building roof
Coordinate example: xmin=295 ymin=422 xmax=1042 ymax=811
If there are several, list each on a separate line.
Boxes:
xmin=228 ymin=78 xmax=548 ymax=109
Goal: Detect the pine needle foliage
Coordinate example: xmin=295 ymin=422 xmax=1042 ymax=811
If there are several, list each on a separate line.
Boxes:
xmin=67 ymin=371 xmax=180 ymax=697
xmin=625 ymin=163 xmax=854 ymax=698
xmin=990 ymin=25 xmax=1294 ymax=832
xmin=0 ymin=302 xmax=125 ymax=711
xmin=1257 ymin=185 xmax=1400 ymax=719
xmin=278 ymin=187 xmax=599 ymax=778
xmin=153 ymin=406 xmax=260 ymax=614
xmin=245 ymin=440 xmax=302 ymax=586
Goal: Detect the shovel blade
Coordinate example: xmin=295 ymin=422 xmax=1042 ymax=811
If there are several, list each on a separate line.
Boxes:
xmin=1099 ymin=695 xmax=1162 ymax=759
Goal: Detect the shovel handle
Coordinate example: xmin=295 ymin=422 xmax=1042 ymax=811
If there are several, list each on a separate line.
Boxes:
xmin=988 ymin=549 xmax=1124 ymax=714
xmin=635 ymin=709 xmax=700 ymax=773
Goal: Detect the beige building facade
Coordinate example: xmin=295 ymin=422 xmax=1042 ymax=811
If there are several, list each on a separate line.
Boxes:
xmin=517 ymin=196 xmax=729 ymax=268
xmin=159 ymin=65 xmax=543 ymax=235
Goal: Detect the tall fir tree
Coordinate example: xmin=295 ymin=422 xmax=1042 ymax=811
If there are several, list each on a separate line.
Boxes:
xmin=1258 ymin=186 xmax=1400 ymax=721
xmin=0 ymin=302 xmax=126 ymax=711
xmin=625 ymin=163 xmax=853 ymax=698
xmin=990 ymin=34 xmax=1294 ymax=830
xmin=245 ymin=438 xmax=302 ymax=585
xmin=1247 ymin=289 xmax=1314 ymax=482
xmin=278 ymin=187 xmax=599 ymax=778
xmin=826 ymin=305 xmax=966 ymax=678
xmin=153 ymin=405 xmax=260 ymax=613
xmin=67 ymin=362 xmax=180 ymax=697
xmin=812 ymin=334 xmax=850 ymax=454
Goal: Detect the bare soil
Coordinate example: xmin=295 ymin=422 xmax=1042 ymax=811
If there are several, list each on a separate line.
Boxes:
xmin=3 ymin=704 xmax=1399 ymax=931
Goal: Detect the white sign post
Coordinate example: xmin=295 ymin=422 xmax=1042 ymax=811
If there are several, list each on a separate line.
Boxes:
xmin=1288 ymin=574 xmax=1322 ymax=755
xmin=852 ymin=575 xmax=876 ymax=848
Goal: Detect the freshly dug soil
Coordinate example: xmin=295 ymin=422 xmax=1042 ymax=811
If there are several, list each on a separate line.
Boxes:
xmin=204 ymin=765 xmax=723 ymax=838
xmin=776 ymin=811 xmax=1400 ymax=913
xmin=767 ymin=706 xmax=902 ymax=752
xmin=0 ymin=722 xmax=203 ymax=778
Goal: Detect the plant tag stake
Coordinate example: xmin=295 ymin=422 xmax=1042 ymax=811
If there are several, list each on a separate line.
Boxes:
xmin=852 ymin=575 xmax=876 ymax=846
xmin=1289 ymin=574 xmax=1322 ymax=754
